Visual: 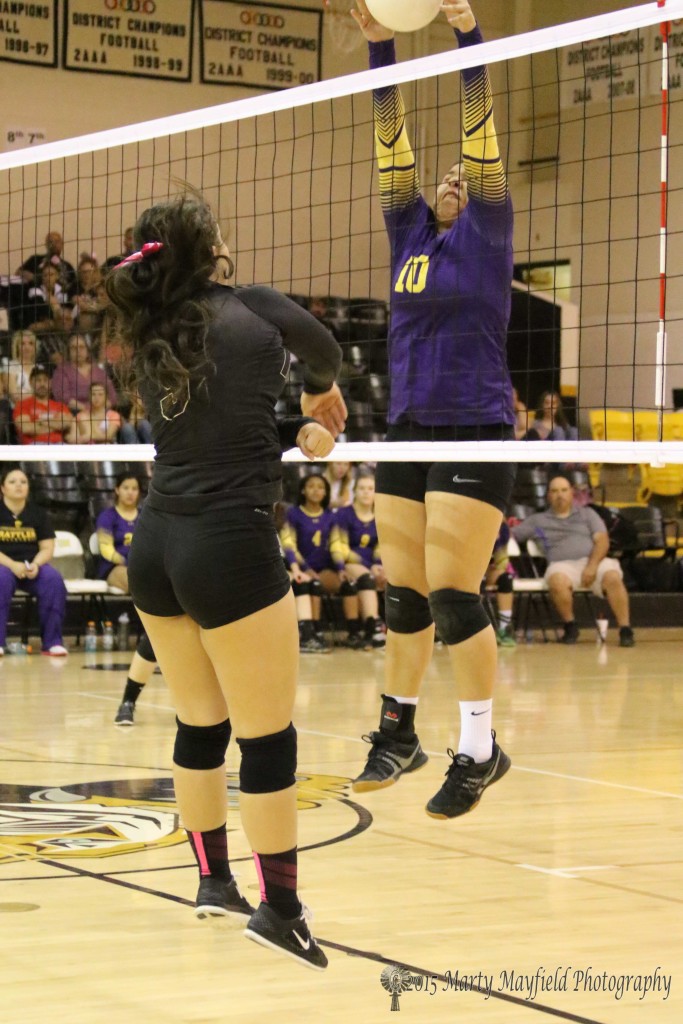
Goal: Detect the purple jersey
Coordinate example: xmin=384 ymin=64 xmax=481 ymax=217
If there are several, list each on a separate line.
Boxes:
xmin=280 ymin=505 xmax=335 ymax=573
xmin=95 ymin=505 xmax=139 ymax=578
xmin=370 ymin=29 xmax=515 ymax=428
xmin=330 ymin=506 xmax=380 ymax=570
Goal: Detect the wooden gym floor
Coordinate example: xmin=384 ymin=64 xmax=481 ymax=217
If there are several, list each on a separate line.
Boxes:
xmin=1 ymin=629 xmax=681 ymax=1024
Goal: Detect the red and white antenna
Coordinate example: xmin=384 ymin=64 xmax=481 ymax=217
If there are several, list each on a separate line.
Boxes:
xmin=655 ymin=1 xmax=670 ymax=424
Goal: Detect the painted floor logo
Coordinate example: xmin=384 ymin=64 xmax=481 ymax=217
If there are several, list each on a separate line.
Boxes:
xmin=0 ymin=773 xmax=356 ymax=862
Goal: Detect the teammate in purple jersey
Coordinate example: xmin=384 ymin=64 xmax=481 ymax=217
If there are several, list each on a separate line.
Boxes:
xmin=330 ymin=471 xmax=386 ymax=649
xmin=350 ymin=1 xmax=515 ymax=818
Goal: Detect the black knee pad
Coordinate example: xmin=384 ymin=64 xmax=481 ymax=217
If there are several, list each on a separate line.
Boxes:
xmin=339 ymin=579 xmax=358 ymax=597
xmin=136 ymin=632 xmax=156 ymax=663
xmin=291 ymin=579 xmax=311 ymax=598
xmin=497 ymin=572 xmax=514 ymax=595
xmin=356 ymin=573 xmax=377 ymax=592
xmin=237 ymin=723 xmax=297 ymax=794
xmin=309 ymin=578 xmax=323 ymax=598
xmin=385 ymin=584 xmax=432 ymax=634
xmin=428 ymin=588 xmax=491 ymax=645
xmin=173 ymin=717 xmax=231 ymax=771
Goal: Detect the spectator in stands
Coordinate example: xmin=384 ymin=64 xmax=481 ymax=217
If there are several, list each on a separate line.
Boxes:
xmin=484 ymin=520 xmax=516 ymax=647
xmin=323 ymin=460 xmax=356 ymax=508
xmin=513 ymin=387 xmax=530 ymax=440
xmin=526 ymin=391 xmax=578 ymax=441
xmin=511 ymin=475 xmax=635 ymax=646
xmin=4 ymin=330 xmax=39 ymax=404
xmin=76 ymin=381 xmax=122 ymax=443
xmin=17 ymin=230 xmax=76 ymax=298
xmin=12 ymin=365 xmax=77 ymax=445
xmin=0 ymin=466 xmax=68 ymax=656
xmin=94 ymin=470 xmax=158 ymax=726
xmin=50 ymin=333 xmax=117 ymax=415
xmin=24 ymin=263 xmax=68 ymax=335
xmin=102 ymin=227 xmax=135 ymax=274
xmin=73 ymin=256 xmax=103 ymax=337
xmin=330 ymin=469 xmax=386 ymax=648
xmin=0 ymin=375 xmax=13 ymax=444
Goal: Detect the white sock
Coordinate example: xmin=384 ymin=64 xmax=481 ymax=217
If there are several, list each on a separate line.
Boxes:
xmin=458 ymin=700 xmax=493 ymax=762
xmin=386 ymin=695 xmax=418 ymax=705
xmin=498 ymin=610 xmax=512 ymax=627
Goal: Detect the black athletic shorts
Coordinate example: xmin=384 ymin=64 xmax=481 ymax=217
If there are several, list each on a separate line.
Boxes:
xmin=128 ymin=504 xmax=291 ymax=629
xmin=375 ymin=423 xmax=517 ymax=514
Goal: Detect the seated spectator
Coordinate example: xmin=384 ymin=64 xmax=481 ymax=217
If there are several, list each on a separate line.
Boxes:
xmin=93 ymin=471 xmax=158 ymax=726
xmin=50 ymin=333 xmax=117 ymax=415
xmin=330 ymin=470 xmax=386 ymax=648
xmin=511 ymin=475 xmax=635 ymax=647
xmin=0 ymin=466 xmax=68 ymax=656
xmin=4 ymin=329 xmax=39 ymax=403
xmin=119 ymin=388 xmax=152 ymax=444
xmin=525 ymin=391 xmax=578 ymax=441
xmin=12 ymin=365 xmax=77 ymax=445
xmin=24 ymin=263 xmax=68 ymax=335
xmin=37 ymin=305 xmax=76 ymax=370
xmin=513 ymin=387 xmax=530 ymax=440
xmin=73 ymin=256 xmax=103 ymax=337
xmin=76 ymin=381 xmax=121 ymax=443
xmin=17 ymin=230 xmax=76 ymax=298
xmin=280 ymin=472 xmax=363 ymax=649
xmin=484 ymin=521 xmax=516 ymax=647
xmin=101 ymin=227 xmax=135 ymax=274
xmin=323 ymin=460 xmax=356 ymax=509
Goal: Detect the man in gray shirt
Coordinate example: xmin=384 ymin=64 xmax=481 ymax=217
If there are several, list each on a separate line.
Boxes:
xmin=511 ymin=476 xmax=635 ymax=646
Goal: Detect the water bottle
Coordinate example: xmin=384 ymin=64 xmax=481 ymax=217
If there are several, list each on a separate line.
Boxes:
xmin=102 ymin=621 xmax=114 ymax=651
xmin=84 ymin=622 xmax=98 ymax=652
xmin=6 ymin=641 xmax=30 ymax=655
xmin=117 ymin=612 xmax=130 ymax=652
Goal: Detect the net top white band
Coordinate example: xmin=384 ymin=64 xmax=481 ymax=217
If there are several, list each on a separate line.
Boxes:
xmin=3 ymin=442 xmax=683 ymax=465
xmin=1 ymin=0 xmax=681 ymax=171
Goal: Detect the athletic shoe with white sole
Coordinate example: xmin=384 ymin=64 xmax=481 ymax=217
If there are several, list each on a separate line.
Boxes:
xmin=195 ymin=876 xmax=255 ymax=920
xmin=245 ymin=902 xmax=327 ymax=970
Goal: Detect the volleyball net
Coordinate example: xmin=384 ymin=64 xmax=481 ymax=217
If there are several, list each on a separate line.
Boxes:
xmin=1 ymin=0 xmax=683 ymax=468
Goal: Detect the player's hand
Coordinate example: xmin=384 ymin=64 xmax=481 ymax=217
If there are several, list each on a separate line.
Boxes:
xmin=25 ymin=562 xmax=39 ymax=580
xmin=290 ymin=565 xmax=307 ymax=583
xmin=296 ymin=421 xmax=336 ymax=460
xmin=350 ymin=0 xmax=394 ymax=42
xmin=442 ymin=1 xmax=476 ymax=32
xmin=10 ymin=560 xmax=27 ymax=579
xmin=301 ymin=383 xmax=347 ymax=438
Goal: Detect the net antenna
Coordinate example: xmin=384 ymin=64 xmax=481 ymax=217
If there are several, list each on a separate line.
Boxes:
xmin=655 ymin=4 xmax=670 ymax=437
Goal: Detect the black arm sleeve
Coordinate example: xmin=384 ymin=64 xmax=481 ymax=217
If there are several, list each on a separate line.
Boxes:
xmin=277 ymin=415 xmax=316 ymax=452
xmin=236 ymin=286 xmax=342 ymax=394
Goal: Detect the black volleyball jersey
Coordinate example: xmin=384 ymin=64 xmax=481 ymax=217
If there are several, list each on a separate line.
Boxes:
xmin=140 ymin=284 xmax=342 ymax=513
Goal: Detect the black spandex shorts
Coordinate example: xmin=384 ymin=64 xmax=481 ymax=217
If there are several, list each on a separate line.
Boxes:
xmin=128 ymin=505 xmax=291 ymax=629
xmin=375 ymin=423 xmax=517 ymax=514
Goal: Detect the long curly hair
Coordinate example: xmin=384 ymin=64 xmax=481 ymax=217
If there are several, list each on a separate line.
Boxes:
xmin=105 ymin=194 xmax=231 ymax=396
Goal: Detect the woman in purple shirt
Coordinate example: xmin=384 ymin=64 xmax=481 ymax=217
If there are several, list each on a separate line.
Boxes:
xmin=50 ymin=333 xmax=118 ymax=415
xmin=350 ymin=1 xmax=514 ymax=819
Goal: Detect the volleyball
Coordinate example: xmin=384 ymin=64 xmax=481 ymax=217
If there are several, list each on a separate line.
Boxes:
xmin=366 ymin=0 xmax=442 ymax=33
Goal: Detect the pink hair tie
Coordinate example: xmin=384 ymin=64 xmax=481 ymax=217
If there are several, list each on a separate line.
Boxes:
xmin=114 ymin=241 xmax=164 ymax=268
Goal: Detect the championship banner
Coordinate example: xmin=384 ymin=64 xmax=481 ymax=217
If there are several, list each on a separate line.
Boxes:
xmin=0 ymin=0 xmax=57 ymax=67
xmin=559 ymin=27 xmax=646 ymax=109
xmin=200 ymin=0 xmax=322 ymax=90
xmin=651 ymin=20 xmax=683 ymax=97
xmin=64 ymin=0 xmax=193 ymax=81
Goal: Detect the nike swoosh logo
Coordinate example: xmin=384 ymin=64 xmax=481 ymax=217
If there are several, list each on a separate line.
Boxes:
xmin=292 ymin=930 xmax=311 ymax=950
xmin=470 ymin=710 xmax=488 ymax=716
xmin=453 ymin=475 xmax=481 ymax=484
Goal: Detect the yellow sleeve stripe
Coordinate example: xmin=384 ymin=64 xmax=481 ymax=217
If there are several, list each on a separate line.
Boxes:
xmin=374 ymin=85 xmax=421 ymax=212
xmin=462 ymin=66 xmax=508 ymax=205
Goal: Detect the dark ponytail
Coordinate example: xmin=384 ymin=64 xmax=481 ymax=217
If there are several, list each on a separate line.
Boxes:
xmin=106 ymin=195 xmax=227 ymax=395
